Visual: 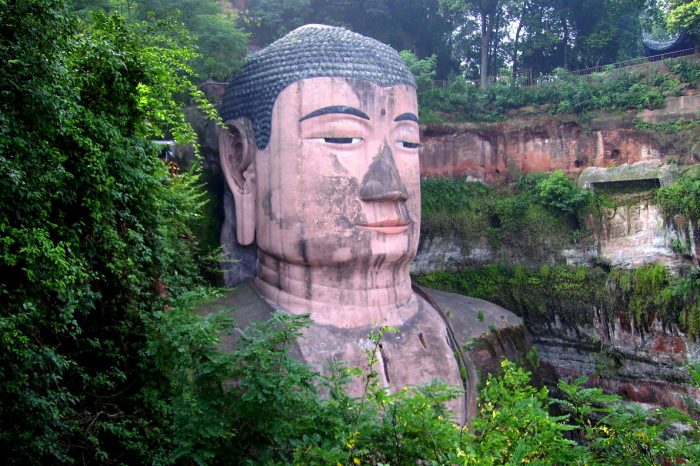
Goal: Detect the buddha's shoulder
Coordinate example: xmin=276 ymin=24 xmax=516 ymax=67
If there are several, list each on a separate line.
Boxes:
xmin=414 ymin=285 xmax=525 ymax=351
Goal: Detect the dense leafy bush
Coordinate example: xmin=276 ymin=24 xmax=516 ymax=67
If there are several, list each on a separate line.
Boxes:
xmin=656 ymin=176 xmax=700 ymax=220
xmin=535 ymin=170 xmax=592 ymax=216
xmin=143 ymin=310 xmax=700 ymax=464
xmin=0 ymin=2 xmax=220 ymax=462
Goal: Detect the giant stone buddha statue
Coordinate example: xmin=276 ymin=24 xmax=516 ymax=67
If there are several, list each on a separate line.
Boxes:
xmin=216 ymin=24 xmax=526 ymax=423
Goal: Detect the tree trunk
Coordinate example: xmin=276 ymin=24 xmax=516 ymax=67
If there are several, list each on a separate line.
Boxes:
xmin=480 ymin=10 xmax=489 ymax=88
xmin=512 ymin=7 xmax=524 ymax=80
xmin=562 ymin=18 xmax=569 ymax=70
xmin=490 ymin=10 xmax=501 ymax=77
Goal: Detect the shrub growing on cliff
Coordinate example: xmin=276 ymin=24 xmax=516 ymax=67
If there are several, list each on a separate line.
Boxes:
xmin=656 ymin=176 xmax=700 ymax=220
xmin=535 ymin=171 xmax=592 ymax=217
xmin=557 ymin=377 xmax=692 ymax=465
xmin=419 ymin=173 xmax=589 ymax=263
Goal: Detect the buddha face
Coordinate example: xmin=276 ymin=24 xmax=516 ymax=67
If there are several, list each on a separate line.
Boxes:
xmin=223 ymin=77 xmax=421 ymax=273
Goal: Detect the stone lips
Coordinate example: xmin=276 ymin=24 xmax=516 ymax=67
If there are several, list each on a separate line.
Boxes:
xmin=221 ymin=24 xmax=416 ymax=149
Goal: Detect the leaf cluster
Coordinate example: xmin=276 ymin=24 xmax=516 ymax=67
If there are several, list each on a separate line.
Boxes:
xmin=656 ymin=175 xmax=700 ymax=220
xmin=0 ymin=2 xmax=219 ymax=462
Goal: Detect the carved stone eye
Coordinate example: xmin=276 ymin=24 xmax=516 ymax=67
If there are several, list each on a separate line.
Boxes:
xmin=323 ymin=137 xmax=362 ymax=144
xmin=397 ymin=141 xmax=420 ymax=149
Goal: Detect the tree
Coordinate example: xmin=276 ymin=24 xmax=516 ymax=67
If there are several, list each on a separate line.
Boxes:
xmin=512 ymin=0 xmax=646 ymax=77
xmin=188 ymin=12 xmax=249 ymax=80
xmin=71 ymin=0 xmax=249 ymax=80
xmin=0 ymin=1 xmax=218 ymax=461
xmin=240 ymin=0 xmax=311 ymax=46
xmin=442 ymin=0 xmax=510 ymax=88
xmin=668 ymin=0 xmax=700 ymax=36
xmin=241 ymin=0 xmax=460 ymax=79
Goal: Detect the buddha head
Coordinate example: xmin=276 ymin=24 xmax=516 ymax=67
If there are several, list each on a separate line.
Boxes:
xmin=219 ymin=25 xmax=422 ymax=326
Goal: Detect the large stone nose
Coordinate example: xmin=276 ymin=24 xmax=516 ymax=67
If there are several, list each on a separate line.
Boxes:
xmin=359 ymin=143 xmax=409 ymax=202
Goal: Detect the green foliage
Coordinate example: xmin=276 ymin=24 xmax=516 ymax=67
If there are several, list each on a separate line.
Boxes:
xmin=242 ymin=0 xmax=460 ymax=79
xmin=420 ymin=173 xmax=590 ymax=261
xmin=635 ymin=117 xmax=700 ymax=134
xmin=668 ymin=0 xmax=700 ymax=36
xmin=690 ymin=362 xmax=700 ymax=387
xmin=557 ymin=377 xmax=692 ymax=465
xmin=146 ymin=310 xmax=468 ymax=465
xmin=607 ymin=264 xmax=673 ymax=323
xmin=472 ymin=360 xmax=587 ymax=465
xmin=417 ymin=262 xmax=700 ymax=340
xmin=70 ymin=0 xmax=249 ymax=81
xmin=405 ymin=58 xmax=699 ymax=123
xmin=0 ymin=1 xmax=219 ymax=462
xmin=143 ymin=310 xmax=700 ymax=465
xmin=535 ymin=171 xmax=592 ymax=216
xmin=417 ymin=264 xmax=608 ymax=329
xmin=400 ymin=50 xmax=437 ymax=88
xmin=670 ymin=60 xmax=700 ymax=87
xmin=187 ymin=12 xmax=249 ymax=81
xmin=421 ymin=177 xmax=491 ymax=215
xmin=656 ymin=176 xmax=700 ymax=220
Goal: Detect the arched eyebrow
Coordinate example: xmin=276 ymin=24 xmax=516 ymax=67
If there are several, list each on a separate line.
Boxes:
xmin=394 ymin=113 xmax=419 ymax=123
xmin=299 ymin=106 xmax=370 ymax=122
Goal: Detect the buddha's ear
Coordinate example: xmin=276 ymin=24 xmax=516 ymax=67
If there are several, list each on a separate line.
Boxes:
xmin=219 ymin=118 xmax=256 ymax=245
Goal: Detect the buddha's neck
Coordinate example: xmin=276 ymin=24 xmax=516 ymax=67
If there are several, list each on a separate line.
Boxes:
xmin=253 ymin=250 xmax=418 ymax=328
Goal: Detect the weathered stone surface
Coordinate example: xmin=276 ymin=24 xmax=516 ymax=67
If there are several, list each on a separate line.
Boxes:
xmin=418 ymin=90 xmax=699 ymax=182
xmin=577 ymin=160 xmax=678 ymax=188
xmin=637 ymin=93 xmax=700 ymax=123
xmin=532 ymin=310 xmax=700 ymax=411
xmin=595 ymin=198 xmax=686 ymax=269
xmin=412 ymin=236 xmax=495 ymax=274
xmin=419 ymin=119 xmax=665 ymax=182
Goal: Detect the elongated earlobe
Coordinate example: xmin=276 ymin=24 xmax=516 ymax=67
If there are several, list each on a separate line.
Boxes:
xmin=219 ymin=119 xmax=256 ymax=245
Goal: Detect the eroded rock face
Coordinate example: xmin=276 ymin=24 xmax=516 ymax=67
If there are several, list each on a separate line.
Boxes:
xmin=595 ymin=197 xmax=685 ymax=269
xmin=415 ymin=160 xmax=694 ymax=274
xmin=533 ymin=309 xmax=700 ymax=411
xmin=418 ymin=114 xmax=692 ymax=182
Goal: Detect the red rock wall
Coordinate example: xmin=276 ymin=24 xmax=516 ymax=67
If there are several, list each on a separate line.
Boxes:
xmin=419 ymin=118 xmax=664 ymax=183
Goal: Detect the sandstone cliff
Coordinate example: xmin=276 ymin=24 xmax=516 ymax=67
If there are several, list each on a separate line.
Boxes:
xmin=415 ymin=93 xmax=700 ymax=411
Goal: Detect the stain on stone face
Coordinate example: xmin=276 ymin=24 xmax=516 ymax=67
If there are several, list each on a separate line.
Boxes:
xmin=298 ymin=239 xmax=309 ymax=263
xmin=373 ymin=253 xmax=386 ymax=269
xmin=348 ymin=79 xmax=377 ymax=110
xmin=329 ymin=152 xmax=348 ymax=174
xmin=262 ymin=190 xmax=274 ymax=220
xmin=418 ymin=331 xmax=427 ymax=349
xmin=360 ymin=144 xmax=409 ymax=201
xmin=318 ymin=176 xmax=367 ymax=229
